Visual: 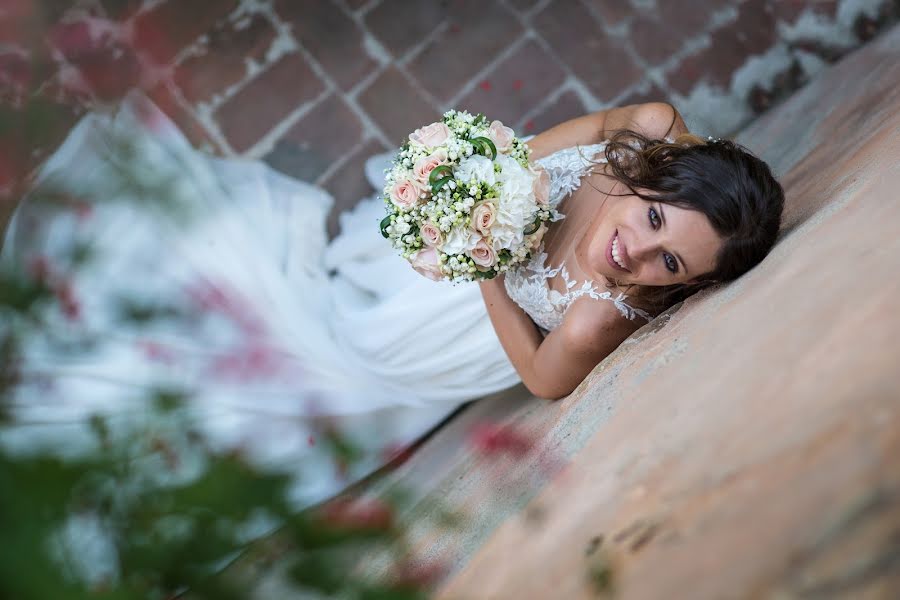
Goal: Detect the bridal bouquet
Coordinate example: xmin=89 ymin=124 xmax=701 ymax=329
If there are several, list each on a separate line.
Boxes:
xmin=380 ymin=110 xmax=558 ymax=283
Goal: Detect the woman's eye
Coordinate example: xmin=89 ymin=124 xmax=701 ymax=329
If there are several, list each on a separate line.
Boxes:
xmin=664 ymin=253 xmax=678 ymax=273
xmin=648 ymin=207 xmax=661 ymax=229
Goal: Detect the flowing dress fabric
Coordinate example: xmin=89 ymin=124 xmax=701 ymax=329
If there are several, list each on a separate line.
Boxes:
xmin=0 ymin=95 xmax=520 ymax=507
xmin=1 ymin=95 xmax=650 ymax=507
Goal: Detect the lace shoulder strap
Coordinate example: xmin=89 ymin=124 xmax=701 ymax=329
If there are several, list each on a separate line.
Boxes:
xmin=553 ymin=260 xmax=653 ymax=322
xmin=534 ymin=143 xmax=608 ymax=208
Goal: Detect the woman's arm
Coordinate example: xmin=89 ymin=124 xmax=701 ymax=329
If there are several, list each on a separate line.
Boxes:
xmin=478 ymin=276 xmax=545 ymax=393
xmin=526 ymin=102 xmax=689 ymax=161
xmin=478 ymin=103 xmax=684 ymax=397
xmin=480 ymin=276 xmax=641 ymax=399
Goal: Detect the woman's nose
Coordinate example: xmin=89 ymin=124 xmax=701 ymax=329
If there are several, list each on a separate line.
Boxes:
xmin=626 ymin=234 xmax=658 ymax=262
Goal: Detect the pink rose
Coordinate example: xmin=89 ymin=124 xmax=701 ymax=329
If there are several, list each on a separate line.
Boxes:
xmin=410 ymin=247 xmax=443 ymax=281
xmin=409 ymin=122 xmax=451 ymax=147
xmin=469 ymin=238 xmax=496 ymax=269
xmin=488 ymin=120 xmax=515 ymax=153
xmin=470 ymin=201 xmax=496 ymax=236
xmin=413 ymin=149 xmax=449 ymax=183
xmin=532 ymin=166 xmax=550 ymax=205
xmin=420 ymin=221 xmax=443 ymax=247
xmin=390 ymin=177 xmax=425 ymax=209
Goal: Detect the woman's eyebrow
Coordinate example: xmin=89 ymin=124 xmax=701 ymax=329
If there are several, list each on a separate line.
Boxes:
xmin=658 ymin=204 xmax=689 ymax=276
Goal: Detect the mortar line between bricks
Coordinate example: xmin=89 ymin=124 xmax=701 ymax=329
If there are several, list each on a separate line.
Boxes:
xmin=239 ymin=1 xmax=397 ymax=158
xmin=499 ymin=3 xmax=602 ymax=111
xmin=443 ymin=33 xmax=530 ymax=111
xmin=312 ymin=133 xmax=382 ymax=187
xmin=232 ymin=13 xmax=350 ymax=157
xmin=521 ymin=0 xmax=555 ymax=20
xmin=512 ymin=78 xmax=580 ymax=133
xmin=396 ymin=20 xmax=451 ymax=70
xmin=353 ymin=0 xmax=383 ymax=18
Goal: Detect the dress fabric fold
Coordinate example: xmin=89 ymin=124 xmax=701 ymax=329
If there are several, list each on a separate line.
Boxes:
xmin=1 ymin=93 xmax=519 ymax=508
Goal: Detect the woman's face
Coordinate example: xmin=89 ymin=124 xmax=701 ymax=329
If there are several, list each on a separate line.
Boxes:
xmin=587 ymin=191 xmax=724 ymax=287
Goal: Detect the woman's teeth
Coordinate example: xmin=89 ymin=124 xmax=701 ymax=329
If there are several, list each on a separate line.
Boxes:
xmin=612 ymin=235 xmax=626 ymax=269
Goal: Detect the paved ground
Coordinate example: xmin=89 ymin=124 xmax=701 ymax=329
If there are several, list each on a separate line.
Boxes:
xmin=2 ymin=0 xmax=899 ymax=236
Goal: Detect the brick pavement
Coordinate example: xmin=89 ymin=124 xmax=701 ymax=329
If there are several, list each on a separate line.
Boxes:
xmin=3 ymin=0 xmax=899 ymax=236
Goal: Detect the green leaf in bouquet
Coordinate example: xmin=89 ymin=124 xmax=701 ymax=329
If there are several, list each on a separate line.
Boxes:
xmin=470 ymin=137 xmax=497 ymax=159
xmin=524 ymin=216 xmax=542 ymax=236
xmin=427 ymin=165 xmax=453 ymax=186
xmin=380 ymin=215 xmax=393 ymax=238
xmin=430 ymin=176 xmax=453 ymax=196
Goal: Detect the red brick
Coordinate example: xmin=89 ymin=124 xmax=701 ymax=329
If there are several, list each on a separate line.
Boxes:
xmin=275 ymin=0 xmax=376 ymax=91
xmin=263 ymin=94 xmax=363 ymax=183
xmin=99 ymin=0 xmax=144 ymax=21
xmin=667 ymin=0 xmax=778 ymax=94
xmin=132 ymin=0 xmax=239 ymax=65
xmin=617 ymin=82 xmax=673 ymax=107
xmin=215 ymin=53 xmax=326 ymax=153
xmin=630 ymin=16 xmax=687 ymax=65
xmin=174 ymin=14 xmax=277 ymax=105
xmin=667 ymin=44 xmax=727 ymax=94
xmin=0 ymin=0 xmax=40 ymax=48
xmin=533 ymin=0 xmax=642 ymax=101
xmin=406 ymin=0 xmax=523 ymax=104
xmin=524 ymin=90 xmax=587 ymax=135
xmin=585 ymin=0 xmax=635 ymax=27
xmin=657 ymin=0 xmax=730 ymax=33
xmin=771 ymin=0 xmax=838 ymax=23
xmin=631 ymin=0 xmax=732 ymax=65
xmin=145 ymin=83 xmax=223 ymax=153
xmin=321 ymin=139 xmax=390 ymax=239
xmin=357 ymin=67 xmax=439 ymax=145
xmin=719 ymin=0 xmax=778 ymax=56
xmin=0 ymin=99 xmax=84 ymax=190
xmin=506 ymin=0 xmax=543 ymax=13
xmin=364 ymin=0 xmax=450 ymax=57
xmin=456 ymin=41 xmax=566 ymax=128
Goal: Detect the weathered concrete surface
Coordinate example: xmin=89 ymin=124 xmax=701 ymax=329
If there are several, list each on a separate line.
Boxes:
xmin=353 ymin=23 xmax=900 ymax=599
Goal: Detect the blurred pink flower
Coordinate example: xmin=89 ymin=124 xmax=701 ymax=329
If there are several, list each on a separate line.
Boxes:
xmin=318 ymin=496 xmax=395 ymax=532
xmin=467 ymin=421 xmax=535 ymax=458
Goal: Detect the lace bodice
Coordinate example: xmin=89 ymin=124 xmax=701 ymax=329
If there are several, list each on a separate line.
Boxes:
xmin=504 ymin=142 xmax=653 ymax=333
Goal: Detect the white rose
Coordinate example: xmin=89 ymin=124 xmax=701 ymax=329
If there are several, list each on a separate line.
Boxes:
xmin=455 ymin=155 xmax=496 ymax=186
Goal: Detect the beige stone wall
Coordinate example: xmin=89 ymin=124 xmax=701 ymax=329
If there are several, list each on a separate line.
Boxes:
xmin=423 ymin=23 xmax=900 ymax=598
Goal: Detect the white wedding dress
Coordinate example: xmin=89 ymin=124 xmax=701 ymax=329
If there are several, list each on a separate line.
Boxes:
xmin=0 ymin=94 xmax=650 ymax=507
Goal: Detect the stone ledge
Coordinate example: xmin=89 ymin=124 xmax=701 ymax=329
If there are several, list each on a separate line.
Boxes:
xmin=350 ymin=22 xmax=900 ymax=598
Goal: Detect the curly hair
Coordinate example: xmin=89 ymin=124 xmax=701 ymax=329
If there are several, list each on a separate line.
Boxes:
xmin=593 ymin=125 xmax=785 ymax=314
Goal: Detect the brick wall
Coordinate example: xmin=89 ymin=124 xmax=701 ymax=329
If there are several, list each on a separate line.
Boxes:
xmin=2 ymin=0 xmax=899 ymax=236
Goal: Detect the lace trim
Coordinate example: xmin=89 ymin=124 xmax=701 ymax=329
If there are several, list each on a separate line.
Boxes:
xmin=503 ymin=140 xmax=664 ymax=332
xmin=523 ymin=248 xmax=652 ymax=323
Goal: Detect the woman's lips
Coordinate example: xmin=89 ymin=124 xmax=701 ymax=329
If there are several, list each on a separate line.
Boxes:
xmin=606 ymin=229 xmax=630 ymax=273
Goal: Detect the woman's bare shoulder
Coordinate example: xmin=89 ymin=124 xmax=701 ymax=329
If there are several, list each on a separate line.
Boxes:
xmin=557 ymin=295 xmax=644 ymax=357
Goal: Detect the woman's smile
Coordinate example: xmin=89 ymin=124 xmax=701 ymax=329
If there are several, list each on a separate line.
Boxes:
xmin=606 ymin=229 xmax=630 ymax=272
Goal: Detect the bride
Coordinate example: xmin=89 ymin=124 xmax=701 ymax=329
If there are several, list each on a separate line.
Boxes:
xmin=0 ymin=93 xmax=784 ymax=507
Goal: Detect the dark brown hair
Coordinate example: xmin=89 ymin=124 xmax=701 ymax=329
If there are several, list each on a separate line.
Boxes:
xmin=595 ymin=121 xmax=785 ymax=314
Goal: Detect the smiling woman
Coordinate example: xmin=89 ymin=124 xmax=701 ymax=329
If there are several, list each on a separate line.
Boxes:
xmin=596 ymin=128 xmax=786 ymax=311
xmin=479 ymin=104 xmax=785 ymax=399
